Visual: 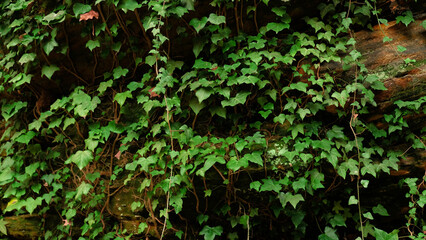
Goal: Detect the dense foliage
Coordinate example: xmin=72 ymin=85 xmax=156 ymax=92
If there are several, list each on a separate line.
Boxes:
xmin=0 ymin=0 xmax=425 ymax=239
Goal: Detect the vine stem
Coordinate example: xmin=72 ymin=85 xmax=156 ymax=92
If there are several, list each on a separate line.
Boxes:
xmin=160 ymin=95 xmax=174 ymax=240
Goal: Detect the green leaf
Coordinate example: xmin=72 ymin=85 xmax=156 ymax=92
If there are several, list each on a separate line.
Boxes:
xmin=221 ymin=91 xmax=250 ymax=107
xmin=242 ymin=151 xmax=263 ymax=166
xmin=226 ymin=157 xmax=248 ymax=171
xmin=86 ymin=40 xmax=100 ymax=51
xmin=372 ymin=204 xmax=390 ymax=216
xmin=383 ymin=36 xmax=393 ymax=43
xmin=290 ymin=82 xmax=308 ymax=92
xmin=422 ymin=20 xmax=426 ymax=29
xmin=66 ymin=150 xmax=94 ymax=170
xmin=73 ymin=3 xmax=91 ymax=16
xmin=250 ymin=181 xmax=261 ymax=191
xmin=319 ymin=227 xmax=339 ymax=240
xmin=16 ymin=131 xmax=36 ymax=144
xmin=189 ymin=98 xmax=205 ymax=115
xmin=279 ymin=192 xmax=304 ymax=208
xmin=292 ymin=177 xmax=308 ymax=192
xmin=43 ymin=10 xmax=66 ymax=23
xmin=189 ymin=17 xmax=208 ymax=33
xmin=118 ymin=0 xmax=142 ymax=11
xmin=330 ymin=214 xmax=346 ymax=227
xmin=297 ymin=108 xmax=310 ymax=120
xmin=396 ymin=45 xmax=407 ymax=52
xmin=0 ymin=218 xmax=8 ymax=235
xmin=348 ymin=195 xmax=358 ymax=205
xmin=25 ymin=197 xmax=42 ymax=214
xmin=374 ymin=228 xmax=398 ymax=240
xmin=196 ymin=88 xmax=213 ymax=103
xmin=291 ymin=124 xmax=304 ymax=138
xmin=291 ymin=211 xmax=305 ymax=228
xmin=199 ymin=225 xmax=223 ymax=240
xmin=208 ymin=13 xmax=226 ymax=25
xmin=342 ymin=18 xmax=352 ymax=29
xmin=98 ymin=80 xmax=113 ymax=94
xmin=363 ymin=211 xmax=374 ymax=220
xmin=260 ymin=178 xmax=281 ymax=192
xmin=396 ymin=11 xmax=414 ymax=27
xmin=1 ymin=101 xmax=27 ymax=121
xmin=113 ymin=66 xmax=129 ymax=79
xmin=18 ymin=53 xmax=36 ymax=64
xmin=41 ymin=65 xmax=60 ymax=79
xmin=310 ymin=169 xmax=324 ymax=190
xmin=266 ymin=22 xmax=290 ymax=34
xmin=114 ymin=91 xmax=132 ymax=106
xmin=193 ymin=39 xmax=206 ymax=58
xmin=75 ymin=182 xmax=93 ymax=200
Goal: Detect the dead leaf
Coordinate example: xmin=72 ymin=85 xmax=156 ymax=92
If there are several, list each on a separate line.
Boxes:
xmin=63 ymin=219 xmax=72 ymax=226
xmin=79 ymin=10 xmax=99 ymax=22
xmin=114 ymin=150 xmax=121 ymax=160
xmin=149 ymin=87 xmax=160 ymax=98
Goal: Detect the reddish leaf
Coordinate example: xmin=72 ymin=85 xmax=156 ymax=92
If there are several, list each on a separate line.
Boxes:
xmin=149 ymin=87 xmax=160 ymax=98
xmin=63 ymin=219 xmax=72 ymax=226
xmin=79 ymin=10 xmax=99 ymax=22
xmin=114 ymin=150 xmax=121 ymax=160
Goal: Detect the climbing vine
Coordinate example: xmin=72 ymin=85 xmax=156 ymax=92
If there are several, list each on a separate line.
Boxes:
xmin=0 ymin=0 xmax=425 ymax=239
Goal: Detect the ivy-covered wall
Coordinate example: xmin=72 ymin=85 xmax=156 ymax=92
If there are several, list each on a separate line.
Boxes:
xmin=0 ymin=0 xmax=425 ymax=239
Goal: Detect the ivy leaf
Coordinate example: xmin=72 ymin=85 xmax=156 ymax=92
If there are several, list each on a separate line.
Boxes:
xmin=226 ymin=157 xmax=248 ymax=171
xmin=422 ymin=20 xmax=426 ymax=30
xmin=279 ymin=192 xmax=304 ymax=208
xmin=189 ymin=98 xmax=205 ymax=115
xmin=209 ymin=107 xmax=226 ymax=118
xmin=374 ymin=227 xmax=398 ymax=240
xmin=98 ymin=80 xmax=113 ymax=94
xmin=196 ymin=88 xmax=213 ymax=103
xmin=114 ymin=91 xmax=132 ymax=106
xmin=260 ymin=178 xmax=281 ymax=192
xmin=66 ymin=150 xmax=94 ymax=170
xmin=25 ymin=197 xmax=42 ymax=214
xmin=43 ymin=10 xmax=66 ymax=23
xmin=291 ymin=211 xmax=305 ymax=228
xmin=0 ymin=218 xmax=8 ymax=235
xmin=73 ymin=3 xmax=91 ymax=17
xmin=396 ymin=11 xmax=414 ymax=27
xmin=330 ymin=214 xmax=346 ymax=227
xmin=221 ymin=91 xmax=250 ymax=107
xmin=113 ymin=66 xmax=129 ymax=79
xmin=79 ymin=10 xmax=99 ymax=21
xmin=193 ymin=38 xmax=206 ymax=58
xmin=292 ymin=177 xmax=308 ymax=192
xmin=118 ymin=0 xmax=142 ymax=12
xmin=290 ymin=82 xmax=308 ymax=92
xmin=63 ymin=117 xmax=76 ymax=131
xmin=291 ymin=124 xmax=304 ymax=138
xmin=242 ymin=151 xmax=263 ymax=166
xmin=372 ymin=204 xmax=390 ymax=216
xmin=342 ymin=18 xmax=352 ymax=29
xmin=309 ymin=169 xmax=324 ymax=190
xmin=348 ymin=195 xmax=358 ymax=205
xmin=16 ymin=131 xmax=36 ymax=144
xmin=383 ymin=36 xmax=392 ymax=43
xmin=18 ymin=53 xmax=36 ymax=64
xmin=189 ymin=17 xmax=208 ymax=33
xmin=75 ymin=182 xmax=93 ymax=200
xmin=266 ymin=22 xmax=289 ymax=34
xmin=319 ymin=227 xmax=339 ymax=240
xmin=86 ymin=40 xmax=100 ymax=51
xmin=41 ymin=65 xmax=60 ymax=79
xmin=199 ymin=225 xmax=223 ymax=240
xmin=396 ymin=45 xmax=407 ymax=52
xmin=208 ymin=13 xmax=226 ymax=25
xmin=297 ymin=108 xmax=310 ymax=120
